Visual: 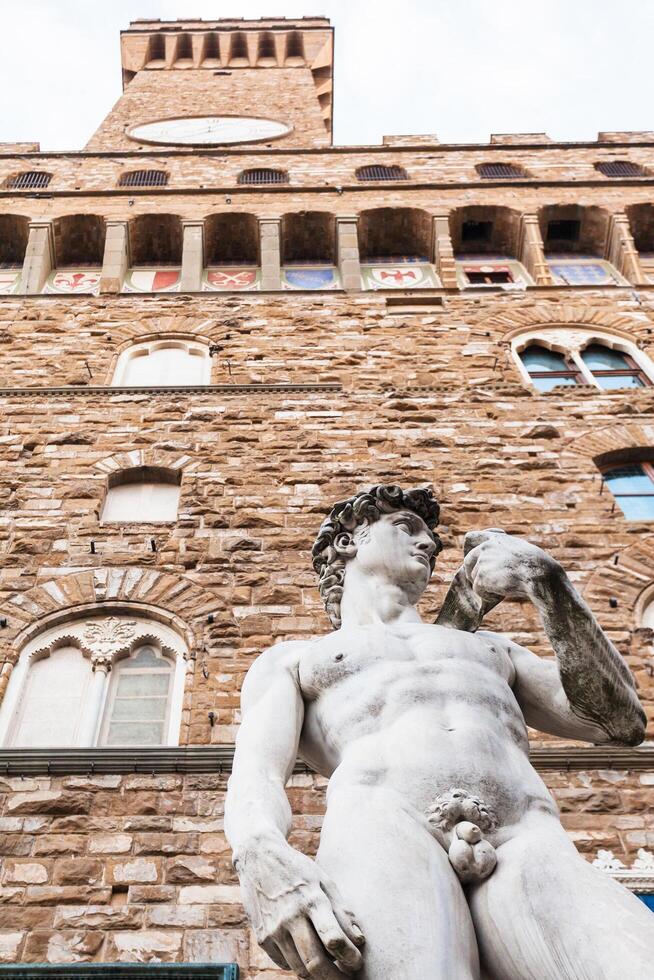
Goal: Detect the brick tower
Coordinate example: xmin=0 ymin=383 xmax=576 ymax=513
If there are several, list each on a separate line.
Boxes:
xmin=0 ymin=15 xmax=653 ymax=974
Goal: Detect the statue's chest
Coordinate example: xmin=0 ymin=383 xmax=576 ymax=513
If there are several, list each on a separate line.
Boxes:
xmin=298 ymin=624 xmax=504 ymax=700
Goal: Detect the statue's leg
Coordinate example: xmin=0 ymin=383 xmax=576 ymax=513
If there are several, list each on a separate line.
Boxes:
xmin=469 ymin=811 xmax=654 ymax=980
xmin=316 ymin=785 xmax=480 ymax=980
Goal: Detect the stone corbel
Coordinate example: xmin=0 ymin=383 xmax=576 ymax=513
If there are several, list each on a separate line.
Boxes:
xmin=432 ymin=214 xmax=457 ymax=288
xmin=336 ymin=215 xmax=362 ymax=291
xmin=180 ymin=219 xmax=205 ymax=292
xmin=518 ymin=213 xmax=554 ymax=286
xmin=606 ymin=212 xmax=645 ymax=285
xmin=19 ymin=219 xmax=55 ymax=295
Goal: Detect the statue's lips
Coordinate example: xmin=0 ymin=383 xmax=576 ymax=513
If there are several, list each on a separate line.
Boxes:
xmin=412 ymin=553 xmax=431 ymax=568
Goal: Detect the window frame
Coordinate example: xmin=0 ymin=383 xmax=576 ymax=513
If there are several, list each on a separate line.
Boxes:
xmin=111 ymin=339 xmax=212 ymax=387
xmin=519 ymin=344 xmax=585 ymax=389
xmin=100 ymin=467 xmax=182 ymax=524
xmin=601 ymin=461 xmax=654 ymax=522
xmin=98 ymin=644 xmax=175 ymax=747
xmin=514 ymin=333 xmax=654 ymax=393
xmin=0 ymin=615 xmax=188 ymax=749
xmin=580 ymin=345 xmax=651 ymax=389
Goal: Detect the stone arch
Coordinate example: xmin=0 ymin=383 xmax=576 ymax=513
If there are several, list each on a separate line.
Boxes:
xmin=2 ymin=567 xmax=220 ymax=652
xmin=567 ymin=422 xmax=654 ymax=463
xmin=92 ymin=448 xmax=200 ymax=477
xmin=583 ymin=535 xmax=654 ymax=619
xmin=482 ymin=304 xmax=650 ymax=344
xmin=103 ymin=316 xmax=220 ymax=350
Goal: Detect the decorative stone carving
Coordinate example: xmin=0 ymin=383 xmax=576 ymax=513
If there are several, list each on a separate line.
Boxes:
xmin=592 ymin=848 xmax=627 ymax=871
xmin=83 ymin=618 xmax=137 ymax=656
xmin=226 ymin=483 xmax=654 ymax=978
xmin=633 ymin=848 xmax=654 ymax=870
xmin=90 ymin=651 xmax=114 ymax=673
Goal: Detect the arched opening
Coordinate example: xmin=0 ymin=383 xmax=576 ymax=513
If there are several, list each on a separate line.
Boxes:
xmin=476 ymin=162 xmax=528 ymax=179
xmin=44 ymin=214 xmax=105 ymax=295
xmin=513 ymin=328 xmax=654 ymax=393
xmin=257 ymin=31 xmax=276 ymax=65
xmin=112 ymin=339 xmax=211 ymax=387
xmin=539 ymin=205 xmax=621 ymax=285
xmin=285 ymin=30 xmax=305 ymax=65
xmin=203 ymin=213 xmax=260 ymax=291
xmin=124 ymin=214 xmax=182 ymax=293
xmin=4 ymin=171 xmax=52 ymax=190
xmin=102 ymin=466 xmax=182 ymax=523
xmin=355 ymin=165 xmax=408 ymax=182
xmin=237 ymin=168 xmax=288 ymax=186
xmin=450 ymin=206 xmax=528 ymax=289
xmin=281 ymin=212 xmax=339 ymax=290
xmin=119 ymin=169 xmax=169 ymax=188
xmin=0 ymin=214 xmax=29 ymax=295
xmin=358 ymin=207 xmax=439 ymax=290
xmin=0 ymin=612 xmax=188 ymax=748
xmin=626 ymin=204 xmax=654 ymax=283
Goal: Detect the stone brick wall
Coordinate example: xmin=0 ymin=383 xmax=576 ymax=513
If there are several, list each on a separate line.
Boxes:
xmin=1 ymin=769 xmax=651 ymax=969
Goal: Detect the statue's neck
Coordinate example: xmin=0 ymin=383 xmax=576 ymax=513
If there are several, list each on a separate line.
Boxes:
xmin=339 ymin=565 xmax=423 ymax=627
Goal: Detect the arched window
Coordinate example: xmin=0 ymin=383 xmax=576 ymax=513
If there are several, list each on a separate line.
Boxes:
xmin=602 ymin=464 xmax=654 ymax=521
xmin=119 ymin=170 xmax=169 ymax=188
xmin=99 ymin=645 xmax=174 ymax=746
xmin=515 ymin=330 xmax=654 ymax=393
xmin=595 ymin=161 xmax=646 ymax=178
xmin=5 ymin=171 xmax=52 ymax=190
xmin=356 ymin=165 xmax=408 ymax=182
xmin=237 ymin=168 xmax=288 ymax=185
xmin=519 ymin=345 xmax=582 ymax=391
xmin=476 ymin=162 xmax=527 ymax=179
xmin=0 ymin=615 xmax=188 ymax=748
xmin=101 ymin=467 xmax=181 ymax=523
xmin=580 ymin=344 xmax=650 ymax=389
xmin=112 ymin=340 xmax=210 ymax=387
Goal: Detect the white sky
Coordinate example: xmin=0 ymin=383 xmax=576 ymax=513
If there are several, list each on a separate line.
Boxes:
xmin=2 ymin=0 xmax=653 ymax=152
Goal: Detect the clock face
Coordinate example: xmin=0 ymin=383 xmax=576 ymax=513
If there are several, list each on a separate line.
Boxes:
xmin=127 ymin=116 xmax=291 ymax=147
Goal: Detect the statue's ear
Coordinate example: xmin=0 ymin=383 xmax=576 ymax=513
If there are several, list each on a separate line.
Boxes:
xmin=333 ymin=531 xmax=358 ymax=560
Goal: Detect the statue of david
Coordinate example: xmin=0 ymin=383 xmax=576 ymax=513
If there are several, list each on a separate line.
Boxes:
xmin=225 ymin=485 xmax=653 ymax=979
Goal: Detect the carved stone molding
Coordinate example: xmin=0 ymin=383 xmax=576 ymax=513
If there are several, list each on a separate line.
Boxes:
xmin=0 ymin=742 xmax=651 ymax=776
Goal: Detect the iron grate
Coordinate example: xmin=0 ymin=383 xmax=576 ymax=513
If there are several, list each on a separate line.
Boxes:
xmin=6 ymin=171 xmax=52 ymax=190
xmin=119 ymin=170 xmax=169 ymax=187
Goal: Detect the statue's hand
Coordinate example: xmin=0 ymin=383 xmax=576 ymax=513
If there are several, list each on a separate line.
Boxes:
xmin=463 ymin=528 xmax=562 ymax=604
xmin=234 ymin=837 xmax=365 ymax=978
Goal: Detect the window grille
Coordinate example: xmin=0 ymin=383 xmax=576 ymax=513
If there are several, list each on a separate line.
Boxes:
xmin=595 ymin=161 xmax=646 ymax=178
xmin=5 ymin=171 xmax=52 ymax=190
xmin=237 ymin=168 xmax=289 ymax=185
xmin=356 ymin=165 xmax=408 ymax=182
xmin=476 ymin=162 xmax=525 ymax=179
xmin=119 ymin=170 xmax=169 ymax=188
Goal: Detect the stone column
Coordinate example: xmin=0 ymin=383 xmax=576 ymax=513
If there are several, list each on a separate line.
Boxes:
xmin=336 ymin=216 xmax=362 ymax=291
xmin=100 ymin=220 xmax=130 ymax=294
xmin=260 ymin=217 xmax=282 ymax=291
xmin=180 ymin=220 xmax=205 ymax=292
xmin=79 ymin=654 xmax=112 ymax=746
xmin=519 ymin=213 xmax=553 ymax=285
xmin=432 ymin=214 xmax=457 ymax=288
xmin=607 ymin=212 xmax=645 ymax=285
xmin=20 ymin=219 xmax=54 ymax=295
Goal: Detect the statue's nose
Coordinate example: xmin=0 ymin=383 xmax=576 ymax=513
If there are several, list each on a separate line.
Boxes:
xmin=417 ymin=537 xmax=437 ymax=557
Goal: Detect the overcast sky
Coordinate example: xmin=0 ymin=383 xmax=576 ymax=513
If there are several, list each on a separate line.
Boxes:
xmin=2 ymin=0 xmax=653 ymax=151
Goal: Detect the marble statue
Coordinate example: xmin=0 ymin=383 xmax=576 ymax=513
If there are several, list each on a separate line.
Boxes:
xmin=225 ymin=485 xmax=654 ymax=979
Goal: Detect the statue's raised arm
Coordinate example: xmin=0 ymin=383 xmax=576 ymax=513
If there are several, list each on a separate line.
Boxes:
xmin=455 ymin=528 xmax=646 ymax=746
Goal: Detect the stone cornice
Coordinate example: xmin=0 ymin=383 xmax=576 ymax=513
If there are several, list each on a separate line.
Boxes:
xmin=0 ymin=383 xmax=342 ymax=397
xmin=0 ymin=743 xmax=652 ymax=777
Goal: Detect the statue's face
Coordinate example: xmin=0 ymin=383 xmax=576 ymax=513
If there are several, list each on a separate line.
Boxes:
xmin=351 ymin=509 xmax=437 ymax=600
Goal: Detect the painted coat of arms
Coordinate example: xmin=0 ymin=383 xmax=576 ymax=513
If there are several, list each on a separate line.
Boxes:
xmin=44 ymin=271 xmax=101 ymax=294
xmin=203 ymin=269 xmax=259 ymax=291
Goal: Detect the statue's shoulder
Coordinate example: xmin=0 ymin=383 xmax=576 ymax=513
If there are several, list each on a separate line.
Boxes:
xmin=246 ymin=638 xmax=312 ymax=678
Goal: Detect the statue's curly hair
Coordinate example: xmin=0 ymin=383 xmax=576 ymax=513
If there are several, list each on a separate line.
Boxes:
xmin=311 ymin=484 xmax=442 ymax=628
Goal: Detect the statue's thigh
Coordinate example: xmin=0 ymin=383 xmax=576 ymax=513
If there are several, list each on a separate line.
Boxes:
xmin=317 ymin=787 xmax=480 ymax=980
xmin=469 ymin=816 xmax=654 ymax=980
